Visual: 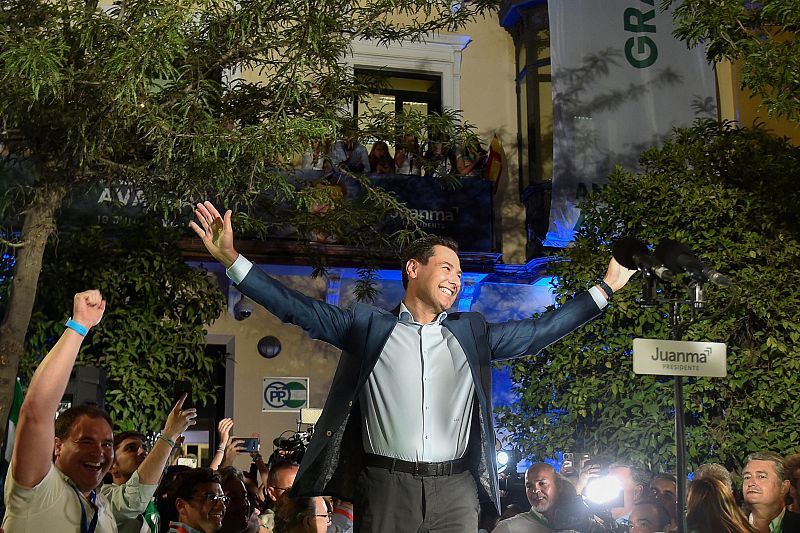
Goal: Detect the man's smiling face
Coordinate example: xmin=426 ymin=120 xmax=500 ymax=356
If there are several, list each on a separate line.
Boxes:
xmin=526 ymin=464 xmax=558 ymax=515
xmin=111 ymin=436 xmax=147 ymax=482
xmin=54 ymin=415 xmax=114 ymax=494
xmin=407 ymin=244 xmax=462 ymax=316
xmin=179 ymin=482 xmax=227 ymax=533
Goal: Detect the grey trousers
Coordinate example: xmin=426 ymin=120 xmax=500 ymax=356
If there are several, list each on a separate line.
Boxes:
xmin=353 ymin=466 xmax=480 ymax=533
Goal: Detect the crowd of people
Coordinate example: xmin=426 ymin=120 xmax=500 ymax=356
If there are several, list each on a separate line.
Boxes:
xmin=0 ymin=289 xmax=351 ymax=533
xmin=489 ymin=453 xmax=800 ymax=533
xmin=3 ymin=309 xmax=798 ymax=533
xmin=0 ymin=200 xmax=634 ymax=533
xmin=3 ymin=202 xmax=792 ymax=533
xmin=295 ymin=130 xmax=487 ymax=178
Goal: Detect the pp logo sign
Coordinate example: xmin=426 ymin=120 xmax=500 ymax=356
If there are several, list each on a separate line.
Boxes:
xmin=262 ymin=377 xmax=309 ymax=412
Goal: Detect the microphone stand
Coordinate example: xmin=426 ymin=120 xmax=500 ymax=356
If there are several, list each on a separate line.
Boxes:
xmin=668 ymin=297 xmax=688 ymax=533
xmin=641 ymin=279 xmax=733 ymax=533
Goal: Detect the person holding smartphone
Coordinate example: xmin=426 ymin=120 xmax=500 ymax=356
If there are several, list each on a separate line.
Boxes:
xmin=101 ymin=394 xmax=197 ymax=533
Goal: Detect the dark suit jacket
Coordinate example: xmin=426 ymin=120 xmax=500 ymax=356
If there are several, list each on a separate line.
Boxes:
xmin=782 ymin=509 xmax=800 ymax=533
xmin=237 ymin=266 xmax=603 ymax=510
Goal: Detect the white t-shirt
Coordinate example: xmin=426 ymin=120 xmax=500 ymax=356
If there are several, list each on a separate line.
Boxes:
xmin=3 ymin=463 xmax=118 ymax=533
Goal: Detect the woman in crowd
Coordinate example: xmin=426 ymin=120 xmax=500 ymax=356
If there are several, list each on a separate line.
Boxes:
xmin=367 ymin=141 xmax=394 ymax=174
xmin=452 ymin=136 xmax=487 ymax=177
xmin=686 ymin=476 xmax=756 ymax=533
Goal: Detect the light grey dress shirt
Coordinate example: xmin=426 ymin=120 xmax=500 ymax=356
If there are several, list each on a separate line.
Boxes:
xmin=360 ymin=302 xmax=475 ymax=462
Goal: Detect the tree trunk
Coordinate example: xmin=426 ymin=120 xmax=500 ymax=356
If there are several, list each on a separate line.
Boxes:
xmin=0 ymin=184 xmax=66 ymax=443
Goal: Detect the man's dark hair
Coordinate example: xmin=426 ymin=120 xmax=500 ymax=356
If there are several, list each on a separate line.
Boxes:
xmin=633 ymin=497 xmax=671 ymax=529
xmin=154 ymin=465 xmax=193 ymax=528
xmin=745 ymin=451 xmax=788 ymax=482
xmin=218 ymin=465 xmax=245 ymax=485
xmin=267 ymin=459 xmax=300 ymax=488
xmin=172 ymin=467 xmax=222 ymax=502
xmin=399 ymin=235 xmax=459 ymax=289
xmin=113 ymin=431 xmax=145 ymax=450
xmin=54 ymin=404 xmax=113 ymax=439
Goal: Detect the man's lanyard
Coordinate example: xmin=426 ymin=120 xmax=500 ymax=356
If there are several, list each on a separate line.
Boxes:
xmin=70 ymin=485 xmax=99 ymax=533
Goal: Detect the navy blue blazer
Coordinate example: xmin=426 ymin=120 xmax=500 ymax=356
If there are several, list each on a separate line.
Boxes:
xmin=237 ymin=266 xmax=603 ymax=510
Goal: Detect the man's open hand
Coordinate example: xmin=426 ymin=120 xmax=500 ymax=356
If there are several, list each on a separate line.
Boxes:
xmin=189 ymin=201 xmax=239 ymax=268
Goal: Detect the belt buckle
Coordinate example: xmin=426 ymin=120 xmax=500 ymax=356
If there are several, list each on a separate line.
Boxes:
xmin=416 ymin=461 xmax=435 ymax=477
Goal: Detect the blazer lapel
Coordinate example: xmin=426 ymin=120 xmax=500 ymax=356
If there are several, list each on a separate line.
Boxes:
xmin=357 ymin=306 xmax=400 ymax=390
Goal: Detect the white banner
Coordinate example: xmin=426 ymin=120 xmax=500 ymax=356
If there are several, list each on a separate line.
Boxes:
xmin=546 ymin=1 xmax=717 ymax=246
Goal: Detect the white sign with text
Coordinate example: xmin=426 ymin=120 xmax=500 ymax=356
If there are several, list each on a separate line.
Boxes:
xmin=633 ymin=338 xmax=727 ymax=377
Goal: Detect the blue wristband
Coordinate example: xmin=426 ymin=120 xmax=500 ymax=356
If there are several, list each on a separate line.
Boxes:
xmin=64 ymin=318 xmax=88 ymax=336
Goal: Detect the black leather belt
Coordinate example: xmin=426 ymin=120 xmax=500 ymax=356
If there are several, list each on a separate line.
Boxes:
xmin=364 ymin=453 xmax=469 ymax=477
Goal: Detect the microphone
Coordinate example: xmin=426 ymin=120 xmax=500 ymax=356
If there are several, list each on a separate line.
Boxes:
xmin=654 ymin=239 xmax=733 ymax=287
xmin=611 ymin=236 xmax=676 ymax=282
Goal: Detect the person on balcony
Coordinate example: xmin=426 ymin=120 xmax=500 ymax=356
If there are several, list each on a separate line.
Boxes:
xmin=367 ymin=141 xmax=395 ymax=175
xmin=394 ymin=135 xmax=422 ymax=175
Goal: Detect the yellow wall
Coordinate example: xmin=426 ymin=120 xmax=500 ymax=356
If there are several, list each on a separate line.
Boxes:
xmin=717 ymin=60 xmax=800 ymax=144
xmin=457 ymin=15 xmax=524 ymax=263
xmin=206 ymin=271 xmax=341 ymax=472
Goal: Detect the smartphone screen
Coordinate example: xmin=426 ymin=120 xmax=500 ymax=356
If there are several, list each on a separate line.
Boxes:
xmin=176 ymin=457 xmax=198 ymax=468
xmin=236 ymin=437 xmax=259 ymax=453
xmin=174 ymin=379 xmax=193 ymax=409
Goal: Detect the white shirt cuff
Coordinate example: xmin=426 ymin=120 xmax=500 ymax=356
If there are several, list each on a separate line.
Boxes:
xmin=226 ymin=255 xmax=253 ymax=285
xmin=588 ymin=285 xmax=609 ymax=310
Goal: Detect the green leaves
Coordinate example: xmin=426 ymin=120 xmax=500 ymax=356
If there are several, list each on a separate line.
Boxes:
xmin=20 ymin=222 xmax=226 ymax=433
xmin=0 ymin=36 xmax=68 ymax=102
xmin=0 ymin=0 xmax=500 ymax=247
xmin=497 ymin=120 xmax=800 ymax=473
xmin=669 ymin=0 xmax=800 ymax=121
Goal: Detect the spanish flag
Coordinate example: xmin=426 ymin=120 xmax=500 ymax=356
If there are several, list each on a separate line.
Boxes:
xmin=484 ymin=133 xmax=504 ymax=193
